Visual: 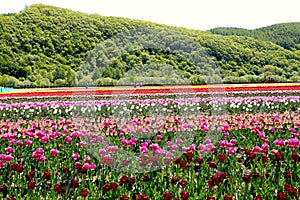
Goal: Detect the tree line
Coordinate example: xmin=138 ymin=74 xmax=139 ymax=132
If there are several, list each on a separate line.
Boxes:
xmin=0 ymin=4 xmax=300 ymax=87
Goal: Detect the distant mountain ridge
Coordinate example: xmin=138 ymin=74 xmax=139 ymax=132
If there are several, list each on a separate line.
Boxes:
xmin=210 ymin=22 xmax=300 ymax=50
xmin=0 ymin=4 xmax=300 ymax=86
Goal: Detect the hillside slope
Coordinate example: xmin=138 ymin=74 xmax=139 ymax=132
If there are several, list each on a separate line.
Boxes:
xmin=1 ymin=4 xmax=300 ymax=86
xmin=210 ymin=22 xmax=300 ymax=50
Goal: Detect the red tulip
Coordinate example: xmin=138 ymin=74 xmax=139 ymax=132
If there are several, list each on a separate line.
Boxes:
xmin=218 ymin=154 xmax=226 ymax=163
xmin=120 ymin=195 xmax=129 ymax=200
xmin=27 ymin=181 xmax=35 ymax=190
xmin=208 ymin=161 xmax=217 ymax=169
xmin=109 ymin=182 xmax=118 ymax=191
xmin=185 ymin=152 xmax=193 ymax=162
xmin=275 ymin=152 xmax=283 ymax=161
xmin=42 ymin=171 xmax=51 ymax=180
xmin=291 ymin=153 xmax=299 ymax=161
xmin=137 ymin=194 xmax=149 ymax=200
xmin=251 ymin=172 xmax=260 ymax=179
xmin=206 ymin=197 xmax=215 ymax=200
xmin=163 ymin=191 xmax=172 ymax=200
xmin=284 ymin=171 xmax=291 ymax=179
xmin=242 ymin=174 xmax=251 ymax=183
xmin=63 ymin=167 xmax=69 ymax=174
xmin=171 ymin=177 xmax=179 ymax=185
xmin=276 ymin=191 xmax=287 ymax=200
xmin=54 ymin=184 xmax=61 ymax=193
xmin=119 ymin=175 xmax=129 ymax=186
xmin=71 ymin=179 xmax=79 ymax=189
xmin=197 ymin=157 xmax=204 ymax=165
xmin=287 ymin=187 xmax=297 ymax=198
xmin=262 ymin=155 xmax=268 ymax=163
xmin=0 ymin=184 xmax=8 ymax=195
xmin=180 ymin=162 xmax=187 ymax=170
xmin=253 ymin=195 xmax=262 ymax=200
xmin=179 ymin=180 xmax=188 ymax=188
xmin=143 ymin=174 xmax=150 ymax=182
xmin=224 ymin=194 xmax=233 ymax=200
xmin=27 ymin=171 xmax=35 ymax=179
xmin=81 ymin=189 xmax=89 ymax=197
xmin=103 ymin=184 xmax=110 ymax=192
xmin=180 ymin=190 xmax=189 ymax=200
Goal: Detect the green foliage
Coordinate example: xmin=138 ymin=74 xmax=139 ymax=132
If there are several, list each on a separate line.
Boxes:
xmin=210 ymin=22 xmax=300 ymax=50
xmin=0 ymin=4 xmax=300 ymax=85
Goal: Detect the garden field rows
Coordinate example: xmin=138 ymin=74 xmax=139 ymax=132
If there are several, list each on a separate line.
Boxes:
xmin=0 ymin=85 xmax=300 ymax=199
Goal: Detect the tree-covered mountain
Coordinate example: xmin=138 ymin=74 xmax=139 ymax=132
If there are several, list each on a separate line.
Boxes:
xmin=1 ymin=4 xmax=300 ymax=86
xmin=210 ymin=23 xmax=300 ymax=50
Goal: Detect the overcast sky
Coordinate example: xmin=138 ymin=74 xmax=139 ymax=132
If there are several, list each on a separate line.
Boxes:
xmin=1 ymin=0 xmax=300 ymax=31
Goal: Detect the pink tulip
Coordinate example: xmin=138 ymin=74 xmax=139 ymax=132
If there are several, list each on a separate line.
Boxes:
xmin=141 ymin=142 xmax=148 ymax=147
xmin=50 ymin=149 xmax=59 ymax=157
xmin=35 ymin=148 xmax=44 ymax=155
xmin=224 ymin=132 xmax=229 ymax=137
xmin=210 ymin=146 xmax=216 ymax=153
xmin=140 ymin=146 xmax=149 ymax=155
xmin=0 ymin=161 xmax=5 ymax=169
xmin=74 ymin=162 xmax=82 ymax=169
xmin=79 ymin=141 xmax=87 ymax=147
xmin=5 ymin=147 xmax=14 ymax=155
xmin=127 ymin=140 xmax=133 ymax=146
xmin=189 ymin=145 xmax=195 ymax=152
xmin=150 ymin=144 xmax=160 ymax=151
xmin=108 ymin=146 xmax=118 ymax=153
xmin=171 ymin=145 xmax=177 ymax=151
xmin=83 ymin=163 xmax=90 ymax=170
xmin=63 ymin=129 xmax=68 ymax=134
xmin=228 ymin=147 xmax=236 ymax=156
xmin=42 ymin=136 xmax=49 ymax=143
xmin=0 ymin=154 xmax=5 ymax=160
xmin=25 ymin=139 xmax=32 ymax=146
xmin=72 ymin=153 xmax=79 ymax=160
xmin=131 ymin=138 xmax=137 ymax=144
xmin=219 ymin=140 xmax=227 ymax=148
xmin=166 ymin=152 xmax=172 ymax=158
xmin=198 ymin=144 xmax=204 ymax=151
xmin=167 ymin=141 xmax=172 ymax=147
xmin=9 ymin=139 xmax=15 ymax=145
xmin=271 ymin=149 xmax=278 ymax=154
xmin=5 ymin=155 xmax=13 ymax=163
xmin=99 ymin=149 xmax=106 ymax=156
xmin=97 ymin=136 xmax=103 ymax=143
xmin=89 ymin=163 xmax=96 ymax=170
xmin=39 ymin=155 xmax=46 ymax=163
xmin=252 ymin=146 xmax=261 ymax=154
xmin=71 ymin=132 xmax=78 ymax=138
xmin=65 ymin=136 xmax=72 ymax=143
xmin=205 ymin=138 xmax=211 ymax=144
xmin=121 ymin=139 xmax=127 ymax=146
xmin=176 ymin=139 xmax=183 ymax=145
xmin=157 ymin=135 xmax=163 ymax=141
xmin=230 ymin=139 xmax=237 ymax=145
xmin=16 ymin=140 xmax=23 ymax=147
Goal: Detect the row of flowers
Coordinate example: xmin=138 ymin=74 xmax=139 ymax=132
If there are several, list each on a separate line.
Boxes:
xmin=1 ymin=84 xmax=300 ymax=99
xmin=0 ymin=95 xmax=300 ymax=122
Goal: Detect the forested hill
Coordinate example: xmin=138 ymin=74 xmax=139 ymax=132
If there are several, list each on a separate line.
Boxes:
xmin=210 ymin=23 xmax=300 ymax=50
xmin=1 ymin=4 xmax=300 ymax=87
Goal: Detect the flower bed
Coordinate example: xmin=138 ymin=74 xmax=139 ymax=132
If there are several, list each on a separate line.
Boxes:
xmin=0 ymin=92 xmax=300 ymax=199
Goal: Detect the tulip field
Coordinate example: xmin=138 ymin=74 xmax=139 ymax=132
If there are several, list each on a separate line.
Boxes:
xmin=0 ymin=84 xmax=300 ymax=200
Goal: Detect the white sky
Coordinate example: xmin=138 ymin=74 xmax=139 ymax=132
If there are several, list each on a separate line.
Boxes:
xmin=1 ymin=0 xmax=300 ymax=31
